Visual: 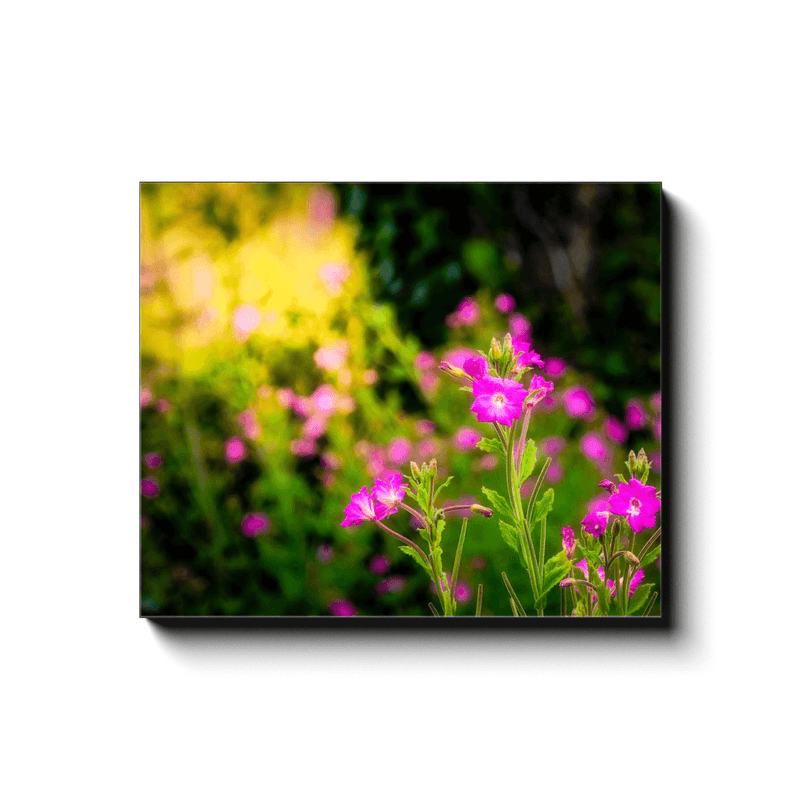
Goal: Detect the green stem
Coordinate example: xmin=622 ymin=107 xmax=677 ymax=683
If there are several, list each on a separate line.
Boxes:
xmin=502 ymin=572 xmax=527 ymax=616
xmin=476 ymin=584 xmax=484 ymax=616
xmin=449 ymin=518 xmax=469 ymax=610
xmin=375 ymin=519 xmax=430 ymax=573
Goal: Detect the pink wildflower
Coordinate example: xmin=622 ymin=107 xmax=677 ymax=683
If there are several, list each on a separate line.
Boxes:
xmin=369 ymin=554 xmax=390 ymax=575
xmin=608 ymin=478 xmax=660 ymax=534
xmin=224 ymin=437 xmax=246 ymax=464
xmin=140 ymin=388 xmax=153 ymax=407
xmin=625 ymin=399 xmax=648 ymax=430
xmin=470 ymin=376 xmax=528 ymax=427
xmin=596 ymin=566 xmax=618 ymax=598
xmin=143 ymin=452 xmax=162 ymax=469
xmin=495 ymin=293 xmax=515 ymax=313
xmin=463 ymin=356 xmax=488 ymax=379
xmin=604 ymin=416 xmax=628 ymax=445
xmin=329 ymin=599 xmax=357 ymax=617
xmin=453 ymin=426 xmax=482 ymax=451
xmin=580 ymin=432 xmax=611 ymax=465
xmin=544 ymin=357 xmax=568 ymax=379
xmin=582 ymin=510 xmax=609 ymax=539
xmin=371 ymin=473 xmax=408 ymax=517
xmin=512 ymin=338 xmax=545 ymax=369
xmin=526 ymin=375 xmax=554 ymax=407
xmin=242 ymin=512 xmax=270 ymax=537
xmin=598 ymin=479 xmax=616 ymax=495
xmin=386 ymin=437 xmax=412 ymax=465
xmin=342 ymin=486 xmax=387 ymax=527
xmin=562 ymin=386 xmax=595 ymax=419
xmin=629 ymin=568 xmax=645 ymax=597
xmin=141 ymin=478 xmax=160 ymax=498
xmin=561 ymin=526 xmax=576 ymax=559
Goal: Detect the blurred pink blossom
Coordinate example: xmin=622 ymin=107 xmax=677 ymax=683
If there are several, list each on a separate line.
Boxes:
xmin=225 ymin=437 xmax=246 ymax=464
xmin=238 ymin=410 xmax=262 ymax=440
xmin=319 ymin=262 xmax=351 ymax=296
xmin=419 ymin=372 xmax=440 ymax=395
xmin=369 ymin=555 xmax=391 ymax=575
xmin=376 ymin=576 xmax=406 ymax=595
xmin=540 ymin=436 xmax=567 ymax=457
xmin=441 ymin=347 xmax=475 ymax=370
xmin=156 ymin=399 xmax=171 ymax=414
xmin=143 ymin=452 xmax=162 ymax=469
xmin=604 ymin=417 xmax=628 ymax=445
xmin=545 ymin=461 xmax=564 ymax=483
xmin=320 ymin=451 xmax=342 ymax=470
xmin=141 ymin=478 xmax=160 ymax=498
xmin=337 ymin=394 xmax=356 ymax=414
xmin=416 ymin=420 xmax=435 ymax=436
xmin=448 ymin=495 xmax=476 ymax=518
xmin=650 ymin=450 xmax=662 ymax=473
xmin=625 ymin=399 xmax=648 ymax=429
xmin=314 ymin=341 xmax=349 ymax=371
xmin=508 ymin=314 xmax=532 ymax=342
xmin=580 ymin=432 xmax=610 ymax=461
xmin=140 ymin=388 xmax=153 ymax=407
xmin=242 ymin=512 xmax=270 ymax=537
xmin=471 ymin=556 xmax=486 ymax=570
xmin=520 ymin=480 xmax=535 ymax=498
xmin=544 ymin=357 xmax=568 ymax=379
xmin=418 ymin=438 xmax=441 ymax=460
xmin=329 ymin=599 xmax=357 ymax=616
xmin=451 ymin=297 xmax=480 ymax=327
xmin=495 ymin=294 xmax=515 ymax=313
xmin=363 ymin=369 xmax=378 ymax=385
xmin=233 ymin=304 xmax=261 ymax=341
xmin=414 ymin=352 xmax=436 ymax=371
xmin=454 ymin=581 xmax=473 ymax=603
xmin=321 ymin=471 xmax=336 ymax=488
xmin=276 ymin=388 xmax=295 ymax=408
xmin=366 ymin=447 xmax=386 ymax=477
xmin=302 ymin=416 xmax=328 ymax=440
xmin=562 ymin=386 xmax=595 ymax=419
xmin=310 ymin=384 xmax=338 ymax=416
xmin=387 ymin=437 xmax=412 ymax=465
xmin=290 ymin=439 xmax=317 ymax=457
xmin=308 ymin=186 xmax=336 ymax=229
xmin=476 ymin=454 xmax=499 ymax=471
xmin=453 ymin=426 xmax=481 ymax=451
xmin=587 ymin=496 xmax=612 ymax=515
xmin=316 ymin=544 xmax=334 ymax=563
xmin=650 ymin=392 xmax=661 ymax=412
xmin=653 ymin=416 xmax=662 ymax=442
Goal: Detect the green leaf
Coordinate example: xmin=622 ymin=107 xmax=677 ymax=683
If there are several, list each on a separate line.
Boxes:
xmin=458 ymin=385 xmax=473 ymax=393
xmin=398 ymin=546 xmax=432 ymax=579
xmin=498 ymin=520 xmax=519 ymax=553
xmin=477 ymin=437 xmax=505 ymax=456
xmin=536 ymin=551 xmax=573 ymax=607
xmin=434 ymin=517 xmax=446 ymax=545
xmin=481 ymin=487 xmax=514 ymax=519
xmin=519 ymin=440 xmax=538 ymax=483
xmin=628 ymin=583 xmax=654 ymax=614
xmin=532 ymin=488 xmax=555 ymax=523
xmin=432 ymin=475 xmax=454 ymax=502
xmin=640 ymin=544 xmax=661 ymax=569
xmin=578 ymin=545 xmax=603 ymax=569
xmin=589 ymin=563 xmax=611 ymax=616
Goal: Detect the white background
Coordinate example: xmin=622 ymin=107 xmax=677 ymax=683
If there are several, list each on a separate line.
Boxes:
xmin=3 ymin=2 xmax=798 ymax=798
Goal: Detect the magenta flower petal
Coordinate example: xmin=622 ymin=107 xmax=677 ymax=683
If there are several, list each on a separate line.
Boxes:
xmin=608 ymin=479 xmax=660 ymax=534
xmin=470 ymin=376 xmax=527 ymax=427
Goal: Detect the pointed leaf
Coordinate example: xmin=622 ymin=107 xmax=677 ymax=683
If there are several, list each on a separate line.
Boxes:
xmin=628 ymin=583 xmax=654 ymax=614
xmin=432 ymin=475 xmax=454 ymax=502
xmin=536 ymin=551 xmax=572 ymax=607
xmin=640 ymin=544 xmax=661 ymax=569
xmin=498 ymin=520 xmax=519 ymax=553
xmin=532 ymin=488 xmax=555 ymax=523
xmin=481 ymin=486 xmax=514 ymax=519
xmin=519 ymin=440 xmax=538 ymax=483
xmin=477 ymin=437 xmax=505 ymax=456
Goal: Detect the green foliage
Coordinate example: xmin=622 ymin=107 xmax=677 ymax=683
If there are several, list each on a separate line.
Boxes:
xmin=481 ymin=487 xmax=514 ymax=520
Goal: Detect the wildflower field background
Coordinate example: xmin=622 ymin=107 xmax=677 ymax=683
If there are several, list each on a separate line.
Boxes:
xmin=140 ymin=182 xmax=662 ymax=617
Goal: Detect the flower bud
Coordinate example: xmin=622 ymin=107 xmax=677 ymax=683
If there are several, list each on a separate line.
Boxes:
xmin=428 ymin=459 xmax=438 ymax=477
xmin=440 ymin=361 xmax=465 ymax=379
xmin=409 ymin=461 xmax=421 ymax=481
xmin=621 ymin=551 xmax=640 ymax=567
xmin=489 ymin=338 xmax=502 ymax=361
xmin=470 ymin=504 xmax=493 ymax=518
xmin=502 ymin=333 xmax=514 ymax=356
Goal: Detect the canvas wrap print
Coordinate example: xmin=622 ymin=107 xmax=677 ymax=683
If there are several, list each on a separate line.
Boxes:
xmin=140 ymin=183 xmax=663 ymax=619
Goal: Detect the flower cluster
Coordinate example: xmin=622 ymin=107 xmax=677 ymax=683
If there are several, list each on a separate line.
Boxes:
xmin=341 ymin=472 xmax=408 ymax=527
